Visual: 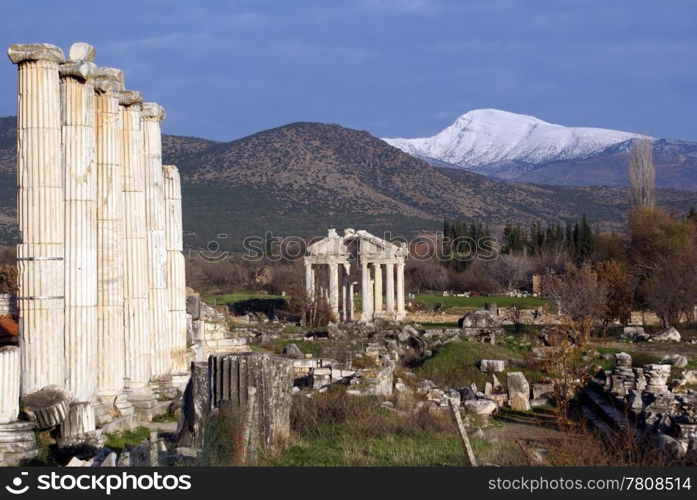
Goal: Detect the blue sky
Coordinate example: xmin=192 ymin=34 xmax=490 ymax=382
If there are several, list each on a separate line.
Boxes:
xmin=2 ymin=0 xmax=696 ymax=141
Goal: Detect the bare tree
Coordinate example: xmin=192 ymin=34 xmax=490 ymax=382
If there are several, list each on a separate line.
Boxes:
xmin=485 ymin=254 xmax=532 ymax=293
xmin=542 ymin=326 xmax=594 ymax=422
xmin=546 ymin=263 xmax=608 ymax=342
xmin=628 ymin=136 xmax=655 ymax=211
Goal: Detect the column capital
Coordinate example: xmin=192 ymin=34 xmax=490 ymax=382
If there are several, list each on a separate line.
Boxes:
xmin=68 ymin=42 xmax=95 ymax=63
xmin=7 ymin=43 xmax=64 ymax=64
xmin=59 ymin=60 xmax=96 ymax=81
xmin=141 ymin=102 xmax=166 ymax=121
xmin=118 ymin=90 xmax=143 ymax=107
xmin=162 ymin=164 xmax=180 ymax=184
xmin=93 ymin=67 xmax=124 ymax=93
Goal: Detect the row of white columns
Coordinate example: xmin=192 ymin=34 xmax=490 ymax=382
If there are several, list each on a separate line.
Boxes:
xmin=306 ymin=262 xmax=355 ymax=321
xmin=360 ymin=261 xmax=406 ymax=321
xmin=305 ymin=259 xmax=406 ymax=322
xmin=5 ymin=42 xmax=188 ymax=432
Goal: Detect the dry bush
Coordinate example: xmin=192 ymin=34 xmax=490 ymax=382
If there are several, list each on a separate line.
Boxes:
xmin=290 ymin=387 xmax=453 ymax=438
xmin=546 ymin=263 xmax=608 ymax=341
xmin=0 ymin=265 xmax=18 ymax=294
xmin=541 ymin=327 xmax=594 ymax=422
xmin=0 ymin=247 xmax=15 ymax=267
xmin=458 ymin=259 xmax=500 ymax=294
xmin=595 ymin=259 xmax=634 ymax=326
xmin=185 ymin=255 xmax=260 ymax=294
xmin=199 ymin=404 xmax=245 ymax=466
xmin=545 ymin=423 xmax=682 ymax=466
xmin=405 ymin=258 xmax=448 ymax=293
xmin=503 ymin=303 xmax=526 ymax=332
xmin=629 ymin=208 xmax=697 ymax=326
xmin=266 ymin=260 xmax=303 ymax=296
xmin=485 ymin=254 xmax=532 ymax=293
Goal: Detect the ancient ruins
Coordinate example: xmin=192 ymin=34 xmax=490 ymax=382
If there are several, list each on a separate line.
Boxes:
xmin=0 ymin=42 xmax=187 ymax=463
xmin=304 ymin=229 xmax=407 ymax=322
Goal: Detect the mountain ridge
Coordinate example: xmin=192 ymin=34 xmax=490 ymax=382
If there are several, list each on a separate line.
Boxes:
xmin=383 ymin=109 xmax=697 ymax=189
xmin=1 ymin=116 xmax=697 ymax=250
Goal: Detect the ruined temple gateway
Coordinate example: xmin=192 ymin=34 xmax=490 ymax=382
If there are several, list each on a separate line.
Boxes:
xmin=0 ymin=42 xmax=188 ymax=459
xmin=304 ymin=229 xmax=407 ymax=322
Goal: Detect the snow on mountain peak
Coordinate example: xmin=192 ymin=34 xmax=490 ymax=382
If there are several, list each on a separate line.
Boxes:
xmin=383 ymin=109 xmax=640 ymax=177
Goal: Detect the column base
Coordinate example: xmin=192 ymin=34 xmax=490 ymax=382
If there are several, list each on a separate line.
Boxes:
xmin=171 ymin=373 xmax=190 ymax=393
xmin=57 ymin=429 xmax=105 ymax=458
xmin=360 ymin=311 xmax=406 ymax=323
xmin=127 ymin=386 xmax=159 ymax=422
xmin=60 ymin=402 xmax=96 ymax=438
xmin=149 ymin=376 xmax=179 ymax=401
xmin=0 ymin=421 xmax=39 ymax=465
xmin=96 ymin=392 xmax=135 ymax=425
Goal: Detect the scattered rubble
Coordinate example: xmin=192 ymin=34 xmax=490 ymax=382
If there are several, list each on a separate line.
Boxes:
xmin=507 ymin=372 xmax=531 ymax=411
xmin=661 ymin=354 xmax=688 ymax=368
xmin=650 ymin=327 xmax=681 ymax=343
xmin=595 ymin=352 xmax=697 ymax=457
xmin=480 ymin=359 xmax=506 ymax=373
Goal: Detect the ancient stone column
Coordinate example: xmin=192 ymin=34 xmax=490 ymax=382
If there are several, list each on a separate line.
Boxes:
xmin=348 ymin=282 xmax=355 ymax=321
xmin=373 ymin=263 xmax=383 ymax=313
xmin=61 ymin=47 xmax=97 ymax=403
xmin=341 ymin=276 xmax=348 ymax=321
xmin=385 ymin=262 xmax=395 ymax=314
xmin=163 ymin=165 xmax=188 ymax=388
xmin=120 ymin=90 xmax=156 ymax=415
xmin=0 ymin=346 xmax=20 ymax=424
xmin=94 ymin=67 xmax=132 ymax=415
xmin=361 ymin=261 xmax=372 ymax=321
xmin=141 ymin=102 xmax=171 ymax=386
xmin=304 ymin=260 xmax=313 ymax=301
xmin=328 ymin=262 xmax=339 ymax=319
xmin=0 ymin=346 xmax=37 ymax=465
xmin=207 ymin=353 xmax=293 ymax=453
xmin=396 ymin=261 xmax=405 ymax=318
xmin=8 ymin=43 xmax=66 ymax=395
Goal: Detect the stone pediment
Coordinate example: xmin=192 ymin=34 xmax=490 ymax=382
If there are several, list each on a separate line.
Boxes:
xmin=306 ymin=228 xmax=407 ymax=263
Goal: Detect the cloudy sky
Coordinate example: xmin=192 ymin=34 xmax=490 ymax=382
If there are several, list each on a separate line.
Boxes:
xmin=1 ymin=0 xmax=696 ymax=141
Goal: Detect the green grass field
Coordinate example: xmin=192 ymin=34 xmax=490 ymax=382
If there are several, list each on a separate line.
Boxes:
xmin=413 ymin=335 xmax=545 ymax=388
xmin=202 ymin=293 xmax=286 ymax=305
xmin=203 ymin=292 xmax=547 ymax=310
xmin=413 ymin=294 xmax=549 ymax=309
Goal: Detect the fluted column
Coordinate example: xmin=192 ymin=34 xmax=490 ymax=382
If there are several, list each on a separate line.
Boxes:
xmin=304 ymin=260 xmax=313 ymax=301
xmin=94 ymin=67 xmax=127 ymax=401
xmin=396 ymin=260 xmax=405 ymax=318
xmin=163 ymin=165 xmax=187 ymax=384
xmin=341 ymin=274 xmax=348 ymax=321
xmin=348 ymin=282 xmax=355 ymax=321
xmin=328 ymin=262 xmax=339 ymax=320
xmin=141 ymin=102 xmax=171 ymax=383
xmin=61 ymin=48 xmax=97 ymax=406
xmin=385 ymin=262 xmax=395 ymax=314
xmin=8 ymin=43 xmax=66 ymax=396
xmin=373 ymin=263 xmax=383 ymax=313
xmin=120 ymin=91 xmax=151 ymax=393
xmin=0 ymin=346 xmax=20 ymax=424
xmin=361 ymin=261 xmax=372 ymax=321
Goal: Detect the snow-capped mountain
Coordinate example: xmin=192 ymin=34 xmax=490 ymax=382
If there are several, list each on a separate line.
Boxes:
xmin=383 ymin=109 xmax=642 ymax=180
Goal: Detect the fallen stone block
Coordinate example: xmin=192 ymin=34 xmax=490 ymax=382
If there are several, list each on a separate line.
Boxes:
xmin=661 ymin=354 xmax=688 ymax=368
xmin=507 ymin=372 xmax=531 ymax=411
xmin=20 ymin=385 xmax=70 ymax=429
xmin=479 ymin=359 xmax=506 ymax=373
xmin=650 ymin=327 xmax=681 ymax=343
xmin=464 ymin=399 xmax=497 ymax=415
xmin=282 ymin=343 xmax=304 ymax=359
